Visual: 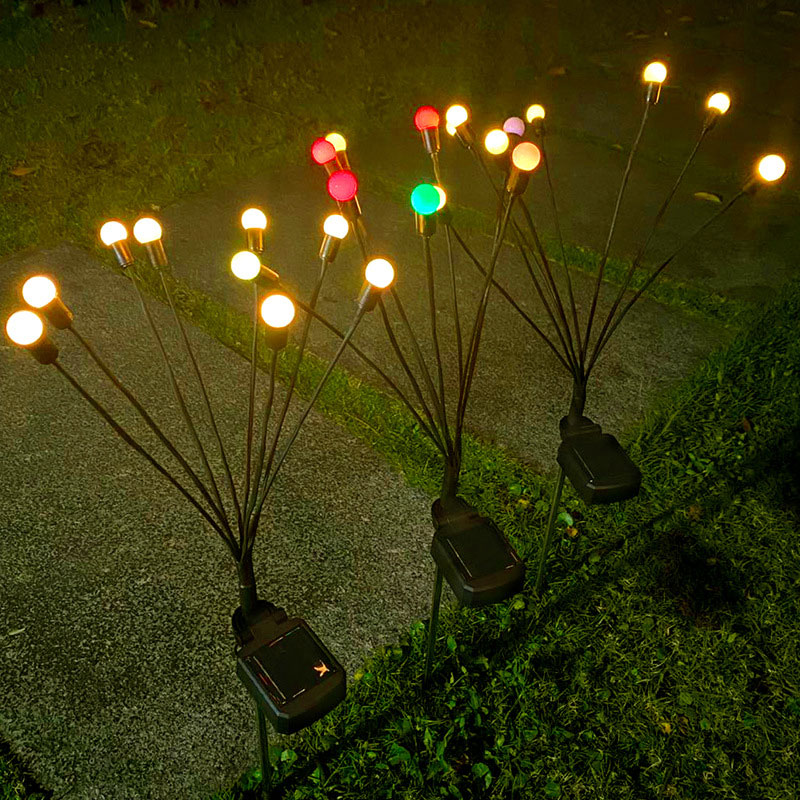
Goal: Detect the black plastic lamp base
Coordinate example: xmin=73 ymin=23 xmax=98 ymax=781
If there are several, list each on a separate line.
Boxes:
xmin=557 ymin=416 xmax=641 ymax=505
xmin=233 ymin=603 xmax=346 ymax=735
xmin=430 ymin=497 xmax=525 ymax=607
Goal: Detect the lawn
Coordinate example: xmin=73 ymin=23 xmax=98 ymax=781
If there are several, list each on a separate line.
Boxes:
xmin=1 ymin=2 xmax=797 ymax=799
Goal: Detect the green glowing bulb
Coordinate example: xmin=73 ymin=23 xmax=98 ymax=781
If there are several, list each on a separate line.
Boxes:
xmin=410 ymin=183 xmax=440 ymax=216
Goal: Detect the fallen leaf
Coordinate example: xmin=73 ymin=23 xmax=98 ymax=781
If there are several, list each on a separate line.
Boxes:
xmin=7 ymin=628 xmax=26 ymax=637
xmin=659 ymin=722 xmax=672 ymax=734
xmin=777 ymin=9 xmax=796 ymax=16
xmin=565 ymin=525 xmax=579 ymax=539
xmin=679 ymin=15 xmax=693 ymax=22
xmin=741 ymin=417 xmax=753 ymax=432
xmin=9 ymin=165 xmax=36 ymax=177
xmin=694 ymin=191 xmax=722 ymax=203
xmin=139 ymin=19 xmax=157 ymax=28
xmin=687 ymin=504 xmax=703 ymax=521
xmin=547 ymin=65 xmax=567 ymax=76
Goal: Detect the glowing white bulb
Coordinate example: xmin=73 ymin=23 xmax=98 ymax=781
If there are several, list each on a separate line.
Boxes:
xmin=22 ymin=276 xmax=57 ymax=309
xmin=325 ymin=132 xmax=347 ymax=152
xmin=445 ymin=104 xmax=469 ymax=130
xmin=241 ymin=208 xmax=268 ymax=230
xmin=230 ymin=250 xmax=262 ymax=281
xmin=433 ymin=185 xmax=447 ymax=211
xmin=526 ymin=104 xmax=545 ymax=123
xmin=260 ymin=294 xmax=295 ymax=328
xmin=643 ymin=61 xmax=667 ymax=84
xmin=707 ymin=92 xmax=730 ymax=114
xmin=99 ymin=220 xmax=128 ymax=246
xmin=445 ymin=122 xmax=457 ymax=136
xmin=757 ymin=154 xmax=786 ymax=182
xmin=323 ymin=214 xmax=349 ymax=239
xmin=6 ymin=310 xmax=44 ymax=346
xmin=133 ymin=217 xmax=162 ymax=244
xmin=365 ymin=258 xmax=395 ymax=289
xmin=484 ymin=129 xmax=510 ymax=155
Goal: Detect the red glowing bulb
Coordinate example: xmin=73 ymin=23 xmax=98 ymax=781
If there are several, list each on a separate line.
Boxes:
xmin=311 ymin=138 xmax=337 ymax=165
xmin=414 ymin=106 xmax=440 ymax=131
xmin=327 ymin=170 xmax=359 ymax=202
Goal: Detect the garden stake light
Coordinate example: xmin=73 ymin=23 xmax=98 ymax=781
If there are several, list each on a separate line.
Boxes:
xmin=241 ymin=207 xmax=268 ymax=254
xmin=4 ymin=206 xmax=389 ymax=797
xmin=440 ymin=61 xmax=785 ymax=594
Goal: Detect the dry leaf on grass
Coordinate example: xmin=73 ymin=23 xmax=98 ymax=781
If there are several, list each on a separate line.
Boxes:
xmin=694 ymin=191 xmax=722 ymax=203
xmin=9 ymin=165 xmax=37 ymax=177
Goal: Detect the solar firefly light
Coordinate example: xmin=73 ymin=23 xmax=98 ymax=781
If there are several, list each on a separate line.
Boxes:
xmin=319 ymin=213 xmax=349 ymax=262
xmin=241 ymin=207 xmax=269 ymax=254
xmin=310 ymin=137 xmax=339 ymax=176
xmin=445 ymin=103 xmax=475 ymax=148
xmin=414 ymin=105 xmax=441 ymax=155
xmin=5 ymin=209 xmax=387 ymax=789
xmin=444 ymin=62 xmax=786 ymax=594
xmin=503 ymin=115 xmax=526 ymax=146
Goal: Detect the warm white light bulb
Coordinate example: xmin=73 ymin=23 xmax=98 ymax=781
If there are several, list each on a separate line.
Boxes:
xmin=99 ymin=220 xmax=128 ymax=246
xmin=6 ymin=310 xmax=44 ymax=346
xmin=365 ymin=258 xmax=395 ymax=289
xmin=526 ymin=104 xmax=545 ymax=123
xmin=643 ymin=61 xmax=667 ymax=84
xmin=757 ymin=154 xmax=786 ymax=182
xmin=323 ymin=214 xmax=349 ymax=239
xmin=260 ymin=294 xmax=295 ymax=328
xmin=241 ymin=208 xmax=268 ymax=230
xmin=433 ymin=185 xmax=447 ymax=211
xmin=133 ymin=217 xmax=162 ymax=244
xmin=230 ymin=250 xmax=262 ymax=281
xmin=22 ymin=276 xmax=57 ymax=309
xmin=445 ymin=104 xmax=469 ymax=130
xmin=707 ymin=92 xmax=730 ymax=114
xmin=325 ymin=132 xmax=347 ymax=152
xmin=484 ymin=129 xmax=509 ymax=155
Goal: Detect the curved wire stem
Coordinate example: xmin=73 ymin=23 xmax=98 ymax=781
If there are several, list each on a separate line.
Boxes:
xmin=287 ymin=291 xmax=444 ymax=451
xmin=583 ymin=100 xmax=651 ymax=369
xmin=378 ymin=298 xmax=449 ymax=455
xmin=54 ymin=360 xmax=237 ymax=559
xmin=129 ymin=271 xmax=232 ymax=539
xmin=243 ymin=280 xmax=260 ymax=527
xmin=423 ymin=235 xmax=452 ymax=449
xmin=247 ymin=259 xmax=330 ymax=542
xmin=537 ymin=126 xmax=583 ymax=365
xmin=456 ymin=195 xmax=515 ymax=441
xmin=157 ymin=271 xmax=243 ymax=532
xmin=68 ymin=324 xmax=226 ymax=533
xmin=587 ymin=123 xmax=711 ymax=372
xmin=448 ymin=224 xmax=572 ymax=375
xmin=587 ymin=189 xmax=746 ymax=377
xmin=444 ymin=224 xmax=464 ymax=385
xmin=389 ymin=285 xmax=450 ymax=446
xmin=250 ymin=306 xmax=368 ymax=532
xmin=472 ymin=147 xmax=578 ymax=377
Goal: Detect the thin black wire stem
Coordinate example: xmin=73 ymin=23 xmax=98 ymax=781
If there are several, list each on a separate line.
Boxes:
xmin=444 ymin=224 xmax=464 ymax=385
xmin=54 ymin=361 xmax=236 ymax=558
xmin=244 ymin=347 xmax=278 ymax=551
xmin=583 ymin=100 xmax=651 ymax=369
xmin=588 ymin=124 xmax=711 ymax=371
xmin=456 ymin=196 xmax=515 ymax=436
xmin=587 ymin=189 xmax=746 ymax=376
xmin=378 ymin=297 xmax=449 ymax=456
xmin=68 ymin=324 xmax=225 ymax=530
xmin=286 ymin=292 xmax=442 ymax=448
xmin=538 ymin=127 xmax=583 ymax=365
xmin=448 ymin=225 xmax=572 ymax=374
xmin=130 ymin=274 xmax=232 ymax=537
xmin=251 ymin=260 xmax=330 ymax=536
xmin=472 ymin=147 xmax=577 ymax=374
xmin=423 ymin=235 xmax=451 ymax=449
xmin=430 ymin=151 xmax=444 ymax=187
xmin=389 ymin=286 xmax=451 ymax=449
xmin=250 ymin=306 xmax=368 ymax=529
xmin=353 ymin=218 xmax=369 ymax=260
xmin=474 ymin=147 xmax=563 ymax=315
xmin=158 ymin=271 xmax=243 ymax=533
xmin=243 ymin=280 xmax=259 ymax=525
xmin=516 ymin=199 xmax=579 ymax=372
